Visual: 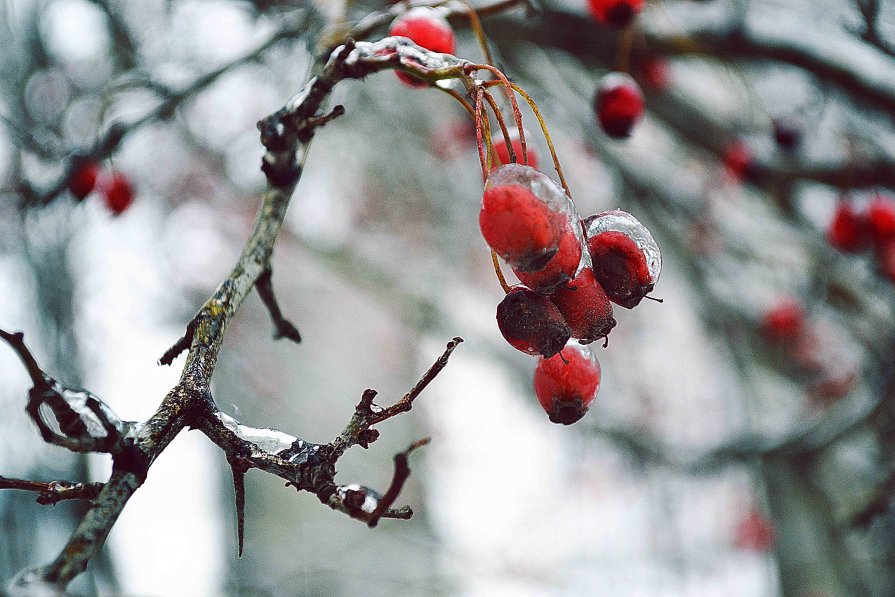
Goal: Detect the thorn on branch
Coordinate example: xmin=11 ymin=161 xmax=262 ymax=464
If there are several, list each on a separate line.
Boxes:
xmin=367 ymin=437 xmax=431 ymax=528
xmin=158 ymin=318 xmax=198 ymax=366
xmin=228 ymin=457 xmax=249 ymax=558
xmin=255 ymin=268 xmax=302 ymax=343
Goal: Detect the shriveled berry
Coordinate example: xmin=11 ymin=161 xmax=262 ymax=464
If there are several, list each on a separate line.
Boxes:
xmin=587 ymin=0 xmax=644 ymax=27
xmin=101 ymin=172 xmax=134 ymax=215
xmin=594 ymin=73 xmax=644 ymax=139
xmin=772 ymin=118 xmax=801 ymax=152
xmin=550 ymin=267 xmax=616 ymax=344
xmin=514 ymin=225 xmax=583 ymax=294
xmin=722 ymin=140 xmax=757 ymax=182
xmin=389 ymin=8 xmax=455 ymax=87
xmin=760 ymin=299 xmax=804 ymax=343
xmin=734 ymin=509 xmax=776 ymax=553
xmin=867 ymin=194 xmax=895 ymax=246
xmin=69 ymin=161 xmax=100 ymax=200
xmin=828 ymin=200 xmax=869 ymax=253
xmin=493 ymin=128 xmax=539 ymax=170
xmin=496 ymin=287 xmax=571 ymax=358
xmin=534 ymin=342 xmax=601 ymax=425
xmin=481 ymin=164 xmax=573 ymax=272
xmin=584 ymin=210 xmax=661 ymax=309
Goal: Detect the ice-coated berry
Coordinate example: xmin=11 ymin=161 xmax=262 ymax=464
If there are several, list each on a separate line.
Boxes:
xmin=389 ymin=8 xmax=455 ymax=87
xmin=69 ymin=161 xmax=100 ymax=200
xmin=496 ymin=287 xmax=572 ymax=358
xmin=867 ymin=194 xmax=895 ymax=246
xmin=594 ymin=73 xmax=644 ymax=139
xmin=550 ymin=267 xmax=616 ymax=344
xmin=827 ymin=200 xmax=868 ymax=253
xmin=101 ymin=172 xmax=134 ymax=215
xmin=481 ymin=164 xmax=574 ymax=272
xmin=722 ymin=140 xmax=756 ymax=181
xmin=584 ymin=210 xmax=661 ymax=309
xmin=493 ymin=128 xmax=539 ymax=170
xmin=587 ymin=0 xmax=644 ymax=27
xmin=534 ymin=342 xmax=601 ymax=425
xmin=514 ymin=224 xmax=583 ymax=294
xmin=760 ymin=299 xmax=804 ymax=343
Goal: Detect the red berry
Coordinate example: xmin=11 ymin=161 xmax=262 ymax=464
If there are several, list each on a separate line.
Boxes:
xmin=389 ymin=9 xmax=455 ymax=87
xmin=533 ymin=342 xmax=601 ymax=425
xmin=584 ymin=210 xmax=661 ymax=309
xmin=101 ymin=173 xmax=134 ymax=215
xmin=513 ymin=225 xmax=583 ymax=294
xmin=722 ymin=140 xmax=756 ymax=181
xmin=867 ymin=194 xmax=895 ymax=246
xmin=493 ymin=128 xmax=539 ymax=170
xmin=69 ymin=162 xmax=100 ymax=200
xmin=480 ymin=164 xmax=572 ymax=272
xmin=497 ymin=287 xmax=572 ymax=358
xmin=594 ymin=73 xmax=644 ymax=139
xmin=877 ymin=238 xmax=895 ymax=283
xmin=587 ymin=0 xmax=644 ymax=27
xmin=827 ymin=200 xmax=869 ymax=253
xmin=638 ymin=57 xmax=669 ymax=91
xmin=734 ymin=508 xmax=776 ymax=553
xmin=549 ymin=267 xmax=616 ymax=344
xmin=760 ymin=299 xmax=804 ymax=343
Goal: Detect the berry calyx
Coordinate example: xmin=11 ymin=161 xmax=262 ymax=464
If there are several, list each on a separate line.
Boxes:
xmin=827 ymin=200 xmax=868 ymax=253
xmin=533 ymin=342 xmax=601 ymax=425
xmin=584 ymin=210 xmax=661 ymax=309
xmin=722 ymin=140 xmax=757 ymax=182
xmin=493 ymin=128 xmax=539 ymax=170
xmin=587 ymin=0 xmax=644 ymax=28
xmin=388 ymin=9 xmax=455 ymax=87
xmin=513 ymin=225 xmax=583 ymax=294
xmin=549 ymin=267 xmax=616 ymax=344
xmin=594 ymin=73 xmax=644 ymax=139
xmin=101 ymin=172 xmax=134 ymax=216
xmin=760 ymin=299 xmax=805 ymax=343
xmin=480 ymin=164 xmax=572 ymax=273
xmin=496 ymin=286 xmax=572 ymax=358
xmin=867 ymin=194 xmax=895 ymax=246
xmin=69 ymin=161 xmax=100 ymax=200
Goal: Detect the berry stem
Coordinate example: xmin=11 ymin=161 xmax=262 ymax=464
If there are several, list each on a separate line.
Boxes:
xmin=470 ymin=64 xmax=528 ymax=165
xmin=615 ymin=26 xmax=634 ymax=73
xmin=473 ymin=87 xmax=496 ymax=181
xmin=491 ymin=250 xmax=512 ymax=293
xmin=462 ymin=2 xmax=496 ymax=66
xmin=508 ymin=82 xmax=573 ymax=199
xmin=438 ymin=87 xmax=477 ymax=119
xmin=482 ymin=90 xmax=517 ymax=166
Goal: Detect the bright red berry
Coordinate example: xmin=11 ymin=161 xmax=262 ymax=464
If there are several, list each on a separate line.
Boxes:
xmin=497 ymin=287 xmax=572 ymax=358
xmin=101 ymin=172 xmax=134 ymax=215
xmin=534 ymin=342 xmax=601 ymax=425
xmin=584 ymin=210 xmax=661 ymax=309
xmin=587 ymin=0 xmax=644 ymax=27
xmin=734 ymin=508 xmax=776 ymax=553
xmin=867 ymin=194 xmax=895 ymax=246
xmin=389 ymin=9 xmax=455 ymax=87
xmin=594 ymin=73 xmax=644 ymax=139
xmin=480 ymin=164 xmax=571 ymax=272
xmin=514 ymin=225 xmax=583 ymax=294
xmin=493 ymin=128 xmax=539 ymax=170
xmin=760 ymin=299 xmax=805 ymax=343
xmin=549 ymin=267 xmax=616 ymax=344
xmin=828 ymin=200 xmax=869 ymax=253
xmin=68 ymin=161 xmax=100 ymax=200
xmin=722 ymin=140 xmax=756 ymax=181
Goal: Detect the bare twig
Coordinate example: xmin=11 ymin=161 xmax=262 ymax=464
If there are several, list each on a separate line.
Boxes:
xmin=0 ymin=476 xmax=104 ymax=506
xmin=255 ymin=267 xmax=302 ymax=343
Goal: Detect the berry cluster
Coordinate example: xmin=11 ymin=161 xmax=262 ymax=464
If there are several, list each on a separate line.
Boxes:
xmin=480 ymin=163 xmax=661 ymax=424
xmin=828 ymin=194 xmax=895 ymax=282
xmin=68 ymin=161 xmax=134 ymax=215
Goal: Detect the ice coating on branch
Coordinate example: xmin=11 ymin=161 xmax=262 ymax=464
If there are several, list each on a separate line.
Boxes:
xmin=584 ymin=209 xmax=661 ymax=309
xmin=216 ymin=412 xmax=319 ymax=465
xmin=338 ymin=483 xmax=380 ymax=514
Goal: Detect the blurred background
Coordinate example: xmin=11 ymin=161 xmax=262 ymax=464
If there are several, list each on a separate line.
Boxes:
xmin=1 ymin=0 xmax=894 ymax=595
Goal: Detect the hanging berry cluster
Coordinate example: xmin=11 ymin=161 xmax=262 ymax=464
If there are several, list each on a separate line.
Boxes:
xmin=828 ymin=193 xmax=895 ymax=282
xmin=68 ymin=160 xmax=135 ymax=215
